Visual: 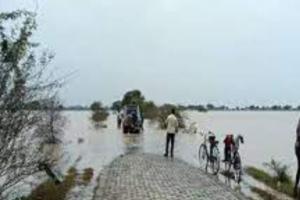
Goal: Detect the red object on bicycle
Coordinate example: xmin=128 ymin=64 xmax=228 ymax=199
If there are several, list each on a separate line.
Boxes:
xmin=224 ymin=134 xmax=235 ymax=147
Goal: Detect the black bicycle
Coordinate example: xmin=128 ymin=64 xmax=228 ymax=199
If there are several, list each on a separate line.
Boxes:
xmin=224 ymin=135 xmax=244 ymax=183
xmin=198 ymin=132 xmax=221 ymax=175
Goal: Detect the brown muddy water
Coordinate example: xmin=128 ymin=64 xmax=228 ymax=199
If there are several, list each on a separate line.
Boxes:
xmin=12 ymin=111 xmax=299 ymax=199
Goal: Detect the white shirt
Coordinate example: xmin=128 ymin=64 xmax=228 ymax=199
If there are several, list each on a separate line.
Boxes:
xmin=166 ymin=114 xmax=179 ymax=134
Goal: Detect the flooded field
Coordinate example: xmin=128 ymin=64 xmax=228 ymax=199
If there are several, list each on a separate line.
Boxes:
xmin=62 ymin=111 xmax=299 ymax=171
xmin=58 ymin=110 xmax=299 ymax=199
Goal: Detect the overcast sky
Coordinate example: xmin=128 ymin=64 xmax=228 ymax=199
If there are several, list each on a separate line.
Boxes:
xmin=1 ymin=0 xmax=300 ymax=106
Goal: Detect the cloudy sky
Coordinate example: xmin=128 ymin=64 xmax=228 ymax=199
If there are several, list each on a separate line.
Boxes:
xmin=1 ymin=0 xmax=300 ymax=106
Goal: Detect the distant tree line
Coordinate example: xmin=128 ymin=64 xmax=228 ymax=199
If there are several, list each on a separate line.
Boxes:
xmin=177 ymin=104 xmax=300 ymax=112
xmin=61 ymin=102 xmax=300 ymax=112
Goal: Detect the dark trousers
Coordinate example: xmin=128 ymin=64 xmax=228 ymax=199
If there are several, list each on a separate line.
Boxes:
xmin=165 ymin=133 xmax=175 ymax=156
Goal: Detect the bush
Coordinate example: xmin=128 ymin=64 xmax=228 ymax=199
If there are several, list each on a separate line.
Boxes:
xmin=156 ymin=104 xmax=185 ymax=129
xmin=246 ymin=166 xmax=273 ymax=184
xmin=246 ymin=161 xmax=294 ymax=197
xmin=24 ymin=167 xmax=94 ymax=200
xmin=81 ymin=168 xmax=94 ymax=185
xmin=142 ymin=101 xmax=159 ymax=120
xmin=263 ymin=159 xmax=292 ymax=184
xmin=25 ymin=167 xmax=77 ymax=200
xmin=90 ymin=101 xmax=109 ymax=125
xmin=250 ymin=187 xmax=278 ymax=200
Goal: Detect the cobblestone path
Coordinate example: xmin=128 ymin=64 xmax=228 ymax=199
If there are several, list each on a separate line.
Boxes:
xmin=93 ymin=153 xmax=246 ymax=200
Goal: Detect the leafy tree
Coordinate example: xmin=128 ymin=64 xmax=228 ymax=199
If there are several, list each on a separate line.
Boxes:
xmin=206 ymin=104 xmax=215 ymax=110
xmin=90 ymin=101 xmax=102 ymax=111
xmin=121 ymin=90 xmax=145 ymax=107
xmin=0 ymin=10 xmax=64 ymax=198
xmin=142 ymin=101 xmax=159 ymax=119
xmin=283 ymin=105 xmax=292 ymax=110
xmin=264 ymin=159 xmax=292 ymax=184
xmin=90 ymin=101 xmax=109 ymax=125
xmin=249 ymin=105 xmax=260 ymax=110
xmin=156 ymin=104 xmax=185 ymax=129
xmin=271 ymin=105 xmax=282 ymax=111
xmin=196 ymin=105 xmax=207 ymax=112
xmin=111 ymin=100 xmax=122 ymax=111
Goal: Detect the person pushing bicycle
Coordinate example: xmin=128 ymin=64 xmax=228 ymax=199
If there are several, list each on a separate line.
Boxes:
xmin=208 ymin=131 xmax=217 ymax=159
xmin=223 ymin=134 xmax=235 ymax=162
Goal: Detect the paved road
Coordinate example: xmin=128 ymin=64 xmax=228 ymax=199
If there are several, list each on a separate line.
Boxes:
xmin=93 ymin=153 xmax=246 ymax=200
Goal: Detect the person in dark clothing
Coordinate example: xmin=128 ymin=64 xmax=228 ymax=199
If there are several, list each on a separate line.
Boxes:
xmin=294 ymin=119 xmax=300 ymax=197
xmin=117 ymin=111 xmax=122 ymax=129
xmin=223 ymin=134 xmax=235 ymax=162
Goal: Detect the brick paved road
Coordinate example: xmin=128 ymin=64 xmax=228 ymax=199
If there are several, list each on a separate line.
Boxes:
xmin=93 ymin=153 xmax=246 ymax=200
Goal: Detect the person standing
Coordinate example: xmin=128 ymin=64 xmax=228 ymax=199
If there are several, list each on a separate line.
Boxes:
xmin=164 ymin=108 xmax=179 ymax=158
xmin=294 ymin=118 xmax=300 ymax=197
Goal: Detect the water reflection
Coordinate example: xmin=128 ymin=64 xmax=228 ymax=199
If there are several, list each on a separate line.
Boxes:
xmin=122 ymin=134 xmax=143 ymax=154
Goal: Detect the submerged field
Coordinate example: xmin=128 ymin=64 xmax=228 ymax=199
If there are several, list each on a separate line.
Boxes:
xmin=15 ymin=111 xmax=299 ymax=199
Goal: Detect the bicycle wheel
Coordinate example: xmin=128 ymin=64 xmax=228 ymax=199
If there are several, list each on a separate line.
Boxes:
xmin=211 ymin=146 xmax=220 ymax=175
xmin=198 ymin=144 xmax=208 ymax=169
xmin=233 ymin=152 xmax=242 ymax=183
xmin=224 ymin=150 xmax=232 ymax=172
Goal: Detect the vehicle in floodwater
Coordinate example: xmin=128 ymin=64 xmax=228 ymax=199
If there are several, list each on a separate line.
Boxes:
xmin=122 ymin=105 xmax=143 ymax=134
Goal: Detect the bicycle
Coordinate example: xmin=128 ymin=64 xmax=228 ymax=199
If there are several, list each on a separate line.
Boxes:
xmin=198 ymin=131 xmax=221 ymax=175
xmin=224 ymin=135 xmax=244 ymax=183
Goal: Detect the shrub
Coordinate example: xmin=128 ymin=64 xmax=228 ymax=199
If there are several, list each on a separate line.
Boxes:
xmin=25 ymin=167 xmax=77 ymax=200
xmin=246 ymin=161 xmax=294 ymax=197
xmin=156 ymin=104 xmax=185 ymax=129
xmin=263 ymin=159 xmax=292 ymax=184
xmin=90 ymin=101 xmax=109 ymax=125
xmin=250 ymin=187 xmax=278 ymax=200
xmin=81 ymin=168 xmax=94 ymax=185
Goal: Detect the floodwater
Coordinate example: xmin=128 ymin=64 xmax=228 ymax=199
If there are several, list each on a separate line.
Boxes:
xmin=62 ymin=111 xmax=299 ymax=172
xmin=59 ymin=111 xmax=299 ymax=198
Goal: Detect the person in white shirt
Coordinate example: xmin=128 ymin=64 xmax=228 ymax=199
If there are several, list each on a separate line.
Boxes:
xmin=164 ymin=109 xmax=179 ymax=158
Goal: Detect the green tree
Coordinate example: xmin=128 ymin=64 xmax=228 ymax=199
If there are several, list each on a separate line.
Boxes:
xmin=0 ymin=10 xmax=64 ymax=197
xmin=90 ymin=101 xmax=109 ymax=125
xmin=283 ymin=105 xmax=292 ymax=110
xmin=90 ymin=101 xmax=102 ymax=111
xmin=111 ymin=100 xmax=122 ymax=111
xmin=142 ymin=101 xmax=159 ymax=119
xmin=206 ymin=104 xmax=215 ymax=110
xmin=121 ymin=90 xmax=145 ymax=107
xmin=264 ymin=159 xmax=292 ymax=184
xmin=196 ymin=105 xmax=207 ymax=112
xmin=271 ymin=105 xmax=282 ymax=111
xmin=156 ymin=104 xmax=185 ymax=129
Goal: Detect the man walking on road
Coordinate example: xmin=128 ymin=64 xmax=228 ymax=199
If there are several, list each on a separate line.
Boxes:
xmin=164 ymin=108 xmax=179 ymax=158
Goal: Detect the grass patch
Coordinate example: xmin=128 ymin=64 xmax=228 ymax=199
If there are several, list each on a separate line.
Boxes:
xmin=251 ymin=186 xmax=278 ymax=200
xmin=25 ymin=167 xmax=77 ymax=200
xmin=81 ymin=168 xmax=94 ymax=185
xmin=24 ymin=167 xmax=94 ymax=200
xmin=246 ymin=166 xmax=273 ymax=183
xmin=245 ymin=165 xmax=294 ymax=197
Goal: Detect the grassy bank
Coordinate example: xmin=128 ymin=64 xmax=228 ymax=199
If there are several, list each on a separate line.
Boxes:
xmin=245 ymin=166 xmax=294 ymax=198
xmin=24 ymin=167 xmax=94 ymax=200
xmin=250 ymin=186 xmax=279 ymax=200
